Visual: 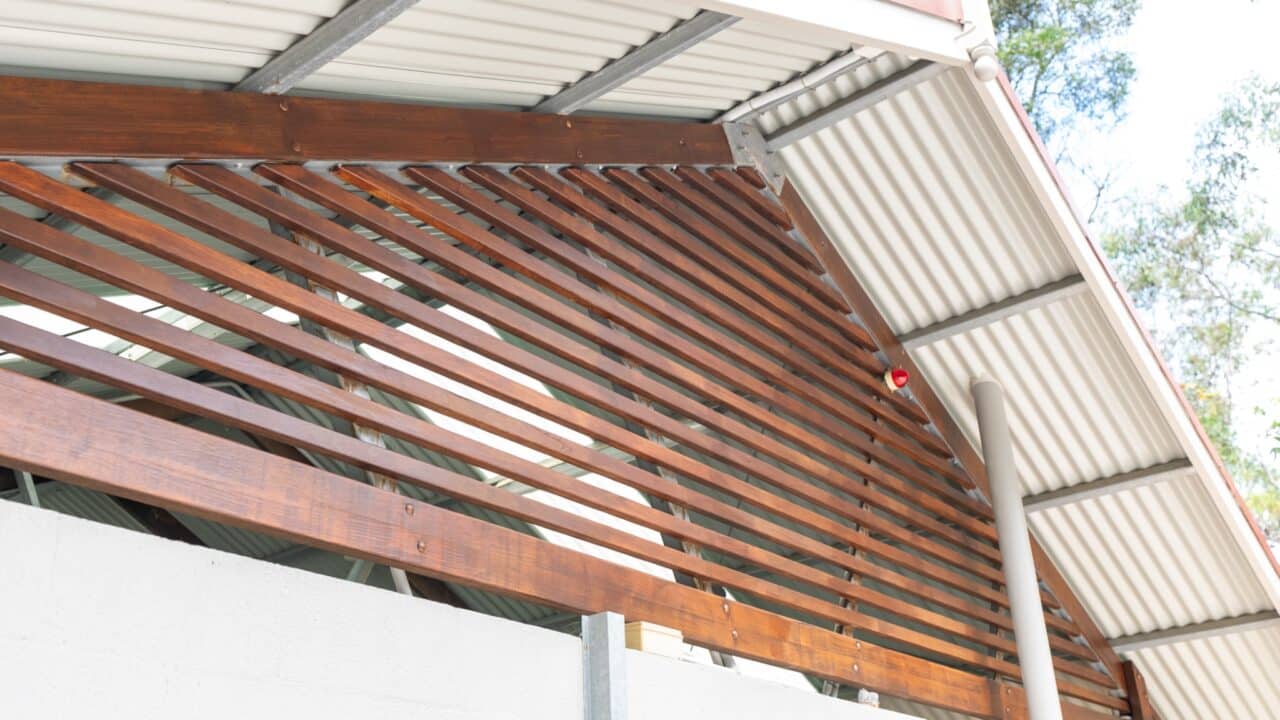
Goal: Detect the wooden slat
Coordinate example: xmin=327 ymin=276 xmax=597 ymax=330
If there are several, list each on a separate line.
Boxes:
xmin=674 ymin=166 xmax=818 ymax=271
xmin=171 ymin=162 xmax=1001 ymax=576
xmin=1 ymin=163 xmax=1026 ymax=615
xmin=640 ymin=166 xmax=854 ymax=320
xmin=0 ymin=367 xmax=1026 ymax=718
xmin=475 ymin=166 xmax=994 ymax=542
xmin=777 ymin=179 xmax=1125 ymax=689
xmin=0 ymin=75 xmax=731 ymax=165
xmin=551 ymin=166 xmax=974 ymax=488
xmin=68 ymin=161 xmax=1080 ymax=627
xmin=706 ymin=166 xmax=794 ymax=230
xmin=504 ymin=166 xmax=943 ymax=458
xmin=0 ymin=265 xmax=1121 ymax=687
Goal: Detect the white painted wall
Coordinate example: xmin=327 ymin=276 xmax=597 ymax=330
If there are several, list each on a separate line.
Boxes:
xmin=0 ymin=500 xmax=918 ymax=720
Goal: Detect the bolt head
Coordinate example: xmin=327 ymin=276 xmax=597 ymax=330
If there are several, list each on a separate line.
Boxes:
xmin=416 ymin=540 xmax=426 ymax=552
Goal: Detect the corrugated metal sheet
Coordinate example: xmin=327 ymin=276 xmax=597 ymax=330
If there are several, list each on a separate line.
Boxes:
xmin=764 ymin=60 xmax=1280 ymax=718
xmin=0 ymin=0 xmax=337 ymax=86
xmin=299 ymin=0 xmax=693 ymax=108
xmin=1131 ymin=624 xmax=1280 ymax=720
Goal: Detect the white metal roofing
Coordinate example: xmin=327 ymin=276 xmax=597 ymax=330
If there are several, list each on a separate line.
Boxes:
xmin=1 ymin=1 xmax=1277 ymax=717
xmin=758 ymin=53 xmax=1280 ymax=719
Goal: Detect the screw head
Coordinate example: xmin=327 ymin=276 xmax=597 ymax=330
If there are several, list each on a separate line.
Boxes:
xmin=852 ymin=663 xmax=859 ymax=673
xmin=565 ymin=119 xmax=573 ymax=128
xmin=291 ymin=142 xmax=302 ymax=153
xmin=416 ymin=540 xmax=426 ymax=552
xmin=730 ymin=630 xmax=739 ymax=640
xmin=279 ymin=100 xmax=289 ymax=111
xmin=404 ymin=503 xmax=414 ymax=515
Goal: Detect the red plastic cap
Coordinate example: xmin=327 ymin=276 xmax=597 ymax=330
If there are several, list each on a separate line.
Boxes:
xmin=885 ymin=368 xmax=909 ymax=391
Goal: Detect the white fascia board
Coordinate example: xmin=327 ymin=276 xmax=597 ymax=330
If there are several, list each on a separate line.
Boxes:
xmin=966 ymin=67 xmax=1280 ymax=611
xmin=700 ymin=0 xmax=972 ymax=64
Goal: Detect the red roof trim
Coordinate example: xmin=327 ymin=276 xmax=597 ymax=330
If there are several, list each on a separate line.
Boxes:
xmin=881 ymin=0 xmax=964 ymax=23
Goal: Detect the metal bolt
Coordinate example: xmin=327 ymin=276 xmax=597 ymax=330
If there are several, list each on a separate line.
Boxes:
xmin=291 ymin=142 xmax=302 ymax=153
xmin=565 ymin=119 xmax=573 ymax=128
xmin=404 ymin=503 xmax=414 ymax=515
xmin=279 ymin=100 xmax=289 ymax=111
xmin=416 ymin=540 xmax=426 ymax=552
xmin=722 ymin=602 xmax=730 ymax=613
xmin=678 ymin=138 xmax=686 ymax=146
xmin=855 ymin=640 xmax=862 ymax=649
xmin=730 ymin=630 xmax=739 ymax=640
xmin=576 ymin=150 xmax=584 ymax=159
xmin=852 ymin=663 xmax=859 ymax=673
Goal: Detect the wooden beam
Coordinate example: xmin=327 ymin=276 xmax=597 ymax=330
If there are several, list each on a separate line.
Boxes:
xmin=0 ymin=76 xmax=732 ymax=165
xmin=0 ymin=367 xmax=1090 ymax=720
xmin=1121 ymin=661 xmax=1156 ymax=720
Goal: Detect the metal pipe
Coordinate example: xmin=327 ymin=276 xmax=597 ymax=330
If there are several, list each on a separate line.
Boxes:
xmin=971 ymin=377 xmax=1062 ymax=720
xmin=717 ymin=48 xmax=873 ymax=123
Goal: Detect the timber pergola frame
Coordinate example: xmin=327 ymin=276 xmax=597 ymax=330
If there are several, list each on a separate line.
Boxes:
xmin=0 ymin=76 xmax=1139 ymax=720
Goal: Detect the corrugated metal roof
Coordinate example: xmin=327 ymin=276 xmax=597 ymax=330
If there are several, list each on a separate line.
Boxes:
xmin=763 ymin=59 xmax=1280 ymax=719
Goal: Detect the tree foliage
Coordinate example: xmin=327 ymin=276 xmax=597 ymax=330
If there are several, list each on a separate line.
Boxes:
xmin=991 ymin=0 xmax=1138 ymax=142
xmin=1104 ymin=77 xmax=1280 ymax=537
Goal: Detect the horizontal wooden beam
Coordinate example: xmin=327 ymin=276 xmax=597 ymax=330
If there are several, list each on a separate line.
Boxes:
xmin=0 ymin=367 xmax=1044 ymax=719
xmin=0 ymin=76 xmax=732 ymax=165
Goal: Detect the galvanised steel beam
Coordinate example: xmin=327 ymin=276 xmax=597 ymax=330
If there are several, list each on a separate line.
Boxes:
xmin=899 ymin=274 xmax=1088 ymax=351
xmin=532 ymin=11 xmax=739 ymax=115
xmin=765 ymin=60 xmax=947 ymax=149
xmin=1023 ymin=459 xmax=1194 ymax=514
xmin=234 ymin=0 xmax=420 ymax=94
xmin=1109 ymin=610 xmax=1280 ymax=655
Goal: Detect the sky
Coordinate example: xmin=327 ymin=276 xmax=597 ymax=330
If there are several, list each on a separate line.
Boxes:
xmin=1062 ymin=0 xmax=1280 ymax=456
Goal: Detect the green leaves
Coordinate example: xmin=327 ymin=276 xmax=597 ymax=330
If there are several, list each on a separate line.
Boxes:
xmin=1106 ymin=77 xmax=1280 ymax=538
xmin=993 ymin=0 xmax=1139 ymax=141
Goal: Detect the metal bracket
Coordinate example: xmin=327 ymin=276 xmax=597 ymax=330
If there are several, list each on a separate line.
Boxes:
xmin=723 ymin=121 xmax=786 ymax=194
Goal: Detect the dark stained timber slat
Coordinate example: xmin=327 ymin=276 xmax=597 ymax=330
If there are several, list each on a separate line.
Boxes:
xmin=706 ymin=167 xmax=794 ymax=231
xmin=0 ymin=158 xmax=1117 ymax=702
xmin=158 ymin=163 xmax=1004 ymax=577
xmin=506 ymin=166 xmax=972 ymax=494
xmin=0 ymin=162 xmax=1093 ymax=638
xmin=0 ymin=314 xmax=1023 ymax=674
xmin=403 ymin=166 xmax=939 ymax=454
xmin=0 ymin=164 xmax=1035 ymax=616
xmin=675 ymin=166 xmax=820 ymax=272
xmin=0 ymin=257 xmax=1110 ymax=691
xmin=639 ymin=166 xmax=854 ymax=320
xmin=468 ymin=166 xmax=994 ymax=541
xmin=0 ymin=367 xmax=1121 ymax=719
xmin=579 ymin=168 xmax=987 ymax=518
xmin=600 ymin=167 xmax=879 ymax=354
xmin=491 ymin=166 xmax=941 ymax=453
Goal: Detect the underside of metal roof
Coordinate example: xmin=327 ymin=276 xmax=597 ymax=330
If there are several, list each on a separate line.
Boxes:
xmin=1 ymin=2 xmax=1277 ymax=718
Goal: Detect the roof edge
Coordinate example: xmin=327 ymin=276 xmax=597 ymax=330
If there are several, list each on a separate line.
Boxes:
xmin=979 ymin=69 xmax=1280 ymax=599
